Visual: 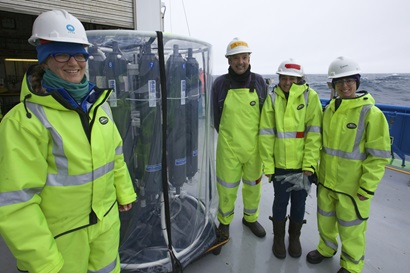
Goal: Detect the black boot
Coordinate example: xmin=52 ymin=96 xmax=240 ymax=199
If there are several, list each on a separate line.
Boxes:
xmin=288 ymin=220 xmax=304 ymax=258
xmin=242 ymin=218 xmax=266 ymax=238
xmin=270 ymin=217 xmax=286 ymax=259
xmin=218 ymin=223 xmax=230 ymax=238
xmin=306 ymin=249 xmax=331 ymax=264
xmin=212 ymin=223 xmax=230 ymax=255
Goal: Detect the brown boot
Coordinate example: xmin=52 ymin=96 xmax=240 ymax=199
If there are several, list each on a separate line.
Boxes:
xmin=271 ymin=218 xmax=286 ymax=259
xmin=288 ymin=220 xmax=304 ymax=258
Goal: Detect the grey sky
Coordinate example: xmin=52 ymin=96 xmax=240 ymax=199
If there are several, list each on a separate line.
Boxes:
xmin=162 ymin=0 xmax=410 ymax=75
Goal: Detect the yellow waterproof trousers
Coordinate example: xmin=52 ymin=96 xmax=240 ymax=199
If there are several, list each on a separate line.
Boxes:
xmin=316 ymin=185 xmax=369 ymax=273
xmin=56 ymin=203 xmax=121 ymax=273
xmin=216 ymin=88 xmax=262 ymax=225
xmin=216 ymin=141 xmax=262 ymax=225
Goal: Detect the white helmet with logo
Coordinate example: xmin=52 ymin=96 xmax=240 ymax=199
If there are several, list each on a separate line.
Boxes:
xmin=328 ymin=56 xmax=361 ymax=79
xmin=276 ymin=58 xmax=304 ymax=77
xmin=225 ymin=37 xmax=252 ymax=58
xmin=28 ymin=10 xmax=90 ymax=46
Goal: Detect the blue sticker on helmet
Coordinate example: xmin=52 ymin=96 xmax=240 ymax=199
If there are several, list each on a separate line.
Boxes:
xmin=66 ymin=24 xmax=75 ymax=32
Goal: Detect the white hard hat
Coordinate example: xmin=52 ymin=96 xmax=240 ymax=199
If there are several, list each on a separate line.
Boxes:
xmin=328 ymin=56 xmax=361 ymax=79
xmin=276 ymin=58 xmax=304 ymax=77
xmin=28 ymin=10 xmax=91 ymax=46
xmin=225 ymin=37 xmax=252 ymax=58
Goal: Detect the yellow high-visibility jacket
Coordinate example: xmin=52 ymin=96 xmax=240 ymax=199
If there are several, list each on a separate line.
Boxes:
xmin=0 ymin=69 xmax=136 ymax=273
xmin=319 ymin=92 xmax=391 ymax=204
xmin=259 ymin=83 xmax=322 ymax=175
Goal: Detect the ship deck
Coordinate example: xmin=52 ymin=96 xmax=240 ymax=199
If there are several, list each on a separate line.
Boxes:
xmin=184 ymin=165 xmax=410 ymax=273
xmin=1 ymin=166 xmax=409 ymax=273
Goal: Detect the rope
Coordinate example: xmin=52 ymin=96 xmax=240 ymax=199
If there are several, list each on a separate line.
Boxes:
xmin=181 ymin=0 xmax=191 ymax=36
xmin=385 ymin=165 xmax=410 ymax=176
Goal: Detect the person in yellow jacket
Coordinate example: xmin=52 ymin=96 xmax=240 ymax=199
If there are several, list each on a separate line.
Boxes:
xmin=306 ymin=57 xmax=391 ymax=273
xmin=259 ymin=59 xmax=322 ymax=259
xmin=0 ymin=10 xmax=136 ymax=273
xmin=211 ymin=38 xmax=268 ymax=252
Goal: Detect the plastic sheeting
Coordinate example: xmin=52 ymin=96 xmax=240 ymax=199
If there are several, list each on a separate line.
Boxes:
xmin=86 ymin=30 xmax=217 ymax=272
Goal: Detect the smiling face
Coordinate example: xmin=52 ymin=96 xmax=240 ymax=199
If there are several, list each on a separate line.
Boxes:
xmin=43 ymin=54 xmax=86 ymax=83
xmin=228 ymin=53 xmax=250 ymax=75
xmin=334 ymin=77 xmax=357 ymax=99
xmin=278 ymin=75 xmax=299 ymax=93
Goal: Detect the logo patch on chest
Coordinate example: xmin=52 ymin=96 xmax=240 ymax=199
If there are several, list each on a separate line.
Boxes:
xmin=297 ymin=104 xmax=305 ymax=110
xmin=99 ymin=116 xmax=109 ymax=125
xmin=250 ymin=101 xmax=256 ymax=106
xmin=346 ymin=123 xmax=357 ymax=129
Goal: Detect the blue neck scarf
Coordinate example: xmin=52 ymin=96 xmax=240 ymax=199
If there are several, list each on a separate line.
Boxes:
xmin=43 ymin=69 xmax=89 ymax=103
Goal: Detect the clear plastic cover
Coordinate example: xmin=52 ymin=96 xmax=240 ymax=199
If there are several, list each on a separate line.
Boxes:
xmin=86 ymin=30 xmax=217 ymax=272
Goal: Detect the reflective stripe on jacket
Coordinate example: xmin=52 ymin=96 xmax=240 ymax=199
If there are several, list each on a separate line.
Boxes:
xmin=319 ymin=92 xmax=390 ymax=201
xmin=259 ymin=83 xmax=322 ymax=175
xmin=0 ymin=72 xmax=136 ymax=273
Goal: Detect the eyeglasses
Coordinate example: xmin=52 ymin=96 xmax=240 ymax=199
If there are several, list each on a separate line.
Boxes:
xmin=279 ymin=76 xmax=298 ymax=82
xmin=334 ymin=78 xmax=356 ymax=87
xmin=51 ymin=53 xmax=90 ymax=63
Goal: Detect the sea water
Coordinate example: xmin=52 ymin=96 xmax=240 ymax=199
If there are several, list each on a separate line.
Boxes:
xmin=263 ymin=73 xmax=410 ymax=107
xmin=262 ymin=73 xmax=410 ymax=161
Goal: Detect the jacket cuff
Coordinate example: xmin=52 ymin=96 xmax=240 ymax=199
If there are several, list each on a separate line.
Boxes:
xmin=263 ymin=165 xmax=274 ymax=175
xmin=357 ymin=187 xmax=374 ymax=200
xmin=302 ymin=166 xmax=315 ymax=174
